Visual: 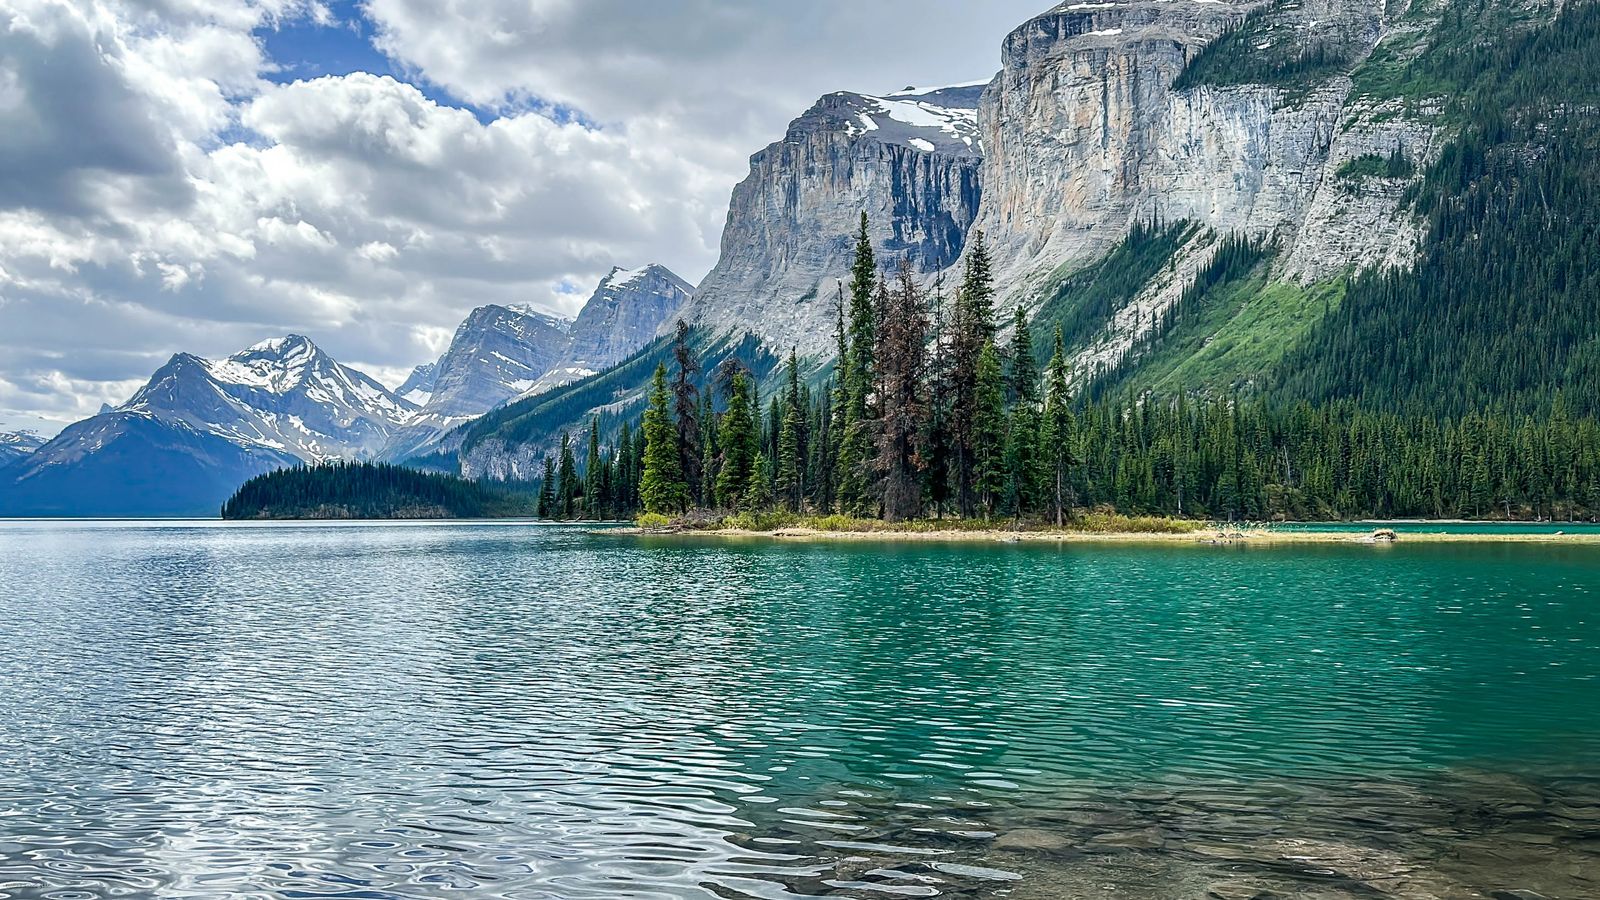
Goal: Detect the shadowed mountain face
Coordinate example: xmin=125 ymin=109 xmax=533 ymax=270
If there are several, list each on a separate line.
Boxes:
xmin=0 ymin=336 xmax=415 ymax=517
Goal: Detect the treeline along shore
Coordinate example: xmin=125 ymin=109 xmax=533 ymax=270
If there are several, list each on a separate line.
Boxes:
xmin=578 ymin=218 xmax=1600 ymax=530
xmin=230 ymin=215 xmax=1600 ymax=528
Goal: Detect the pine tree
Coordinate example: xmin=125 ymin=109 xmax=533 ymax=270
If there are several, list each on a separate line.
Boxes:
xmin=556 ymin=432 xmax=581 ymax=519
xmin=971 ymin=340 xmax=1007 ymax=518
xmin=715 ymin=370 xmax=758 ymax=509
xmin=1040 ymin=326 xmax=1077 ymax=525
xmin=1008 ymin=305 xmax=1038 ymax=405
xmin=745 ymin=453 xmax=775 ymax=511
xmin=640 ymin=363 xmax=688 ymax=515
xmin=671 ymin=321 xmax=704 ymax=504
xmin=843 ymin=212 xmax=877 ymax=420
xmin=584 ymin=419 xmax=604 ymax=519
xmin=700 ymin=392 xmax=719 ymax=507
xmin=922 ymin=276 xmax=955 ymax=517
xmin=875 ymin=260 xmax=930 ymax=522
xmin=536 ymin=454 xmax=557 ymax=519
xmin=951 ymin=233 xmax=996 ymax=516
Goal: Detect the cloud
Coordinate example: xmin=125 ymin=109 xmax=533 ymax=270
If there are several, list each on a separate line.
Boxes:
xmin=0 ymin=1 xmax=190 ymax=216
xmin=0 ymin=0 xmax=1047 ymax=433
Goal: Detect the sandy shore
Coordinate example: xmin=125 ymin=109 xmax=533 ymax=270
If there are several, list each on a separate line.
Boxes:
xmin=609 ymin=525 xmax=1600 ymax=546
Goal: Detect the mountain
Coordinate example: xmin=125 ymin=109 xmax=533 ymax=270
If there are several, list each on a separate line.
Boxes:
xmin=675 ymin=83 xmax=985 ymax=355
xmin=447 ymin=0 xmax=1593 ymax=476
xmin=380 ymin=306 xmax=572 ymax=461
xmin=0 ymin=431 xmax=46 ymax=467
xmin=395 ymin=362 xmax=438 ymax=406
xmin=521 ymin=264 xmax=693 ymax=397
xmin=383 ymin=265 xmax=690 ymax=461
xmin=0 ymin=336 xmax=416 ymax=517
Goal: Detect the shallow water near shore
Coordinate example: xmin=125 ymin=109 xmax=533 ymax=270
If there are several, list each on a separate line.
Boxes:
xmin=1 ymin=520 xmax=1596 ymax=898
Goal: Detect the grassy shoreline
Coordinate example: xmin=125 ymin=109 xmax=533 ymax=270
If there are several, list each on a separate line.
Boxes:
xmin=611 ymin=513 xmax=1600 ymax=546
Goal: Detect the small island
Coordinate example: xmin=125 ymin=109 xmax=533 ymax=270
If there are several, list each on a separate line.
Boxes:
xmin=221 ymin=462 xmax=537 ymax=520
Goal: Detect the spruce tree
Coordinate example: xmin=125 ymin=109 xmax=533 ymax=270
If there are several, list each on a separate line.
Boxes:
xmin=1041 ymin=326 xmax=1077 ymax=525
xmin=584 ymin=419 xmax=604 ymax=519
xmin=536 ymin=455 xmax=557 ymax=519
xmin=745 ymin=453 xmax=776 ymax=512
xmin=671 ymin=321 xmax=704 ymax=503
xmin=844 ymin=212 xmax=877 ymax=419
xmin=640 ymin=363 xmax=688 ymax=515
xmin=556 ymin=432 xmax=581 ymax=519
xmin=951 ymin=233 xmax=996 ymax=515
xmin=923 ymin=276 xmax=954 ymax=517
xmin=715 ymin=370 xmax=757 ymax=509
xmin=971 ymin=340 xmax=1007 ymax=518
xmin=1008 ymin=305 xmax=1038 ymax=405
xmin=875 ymin=260 xmax=930 ymax=522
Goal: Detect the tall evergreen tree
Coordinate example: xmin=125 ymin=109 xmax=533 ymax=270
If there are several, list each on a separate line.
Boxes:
xmin=843 ymin=212 xmax=877 ymax=420
xmin=715 ymin=370 xmax=758 ymax=509
xmin=536 ymin=454 xmax=557 ymax=519
xmin=1041 ymin=326 xmax=1077 ymax=526
xmin=556 ymin=432 xmax=581 ymax=519
xmin=671 ymin=321 xmax=704 ymax=504
xmin=875 ymin=260 xmax=930 ymax=522
xmin=951 ymin=233 xmax=996 ymax=515
xmin=583 ymin=419 xmax=604 ymax=519
xmin=923 ymin=275 xmax=955 ymax=517
xmin=1008 ymin=305 xmax=1038 ymax=405
xmin=640 ymin=363 xmax=688 ymax=515
xmin=971 ymin=340 xmax=1007 ymax=517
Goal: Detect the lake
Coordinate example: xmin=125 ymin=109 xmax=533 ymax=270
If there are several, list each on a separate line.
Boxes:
xmin=1 ymin=521 xmax=1596 ymax=898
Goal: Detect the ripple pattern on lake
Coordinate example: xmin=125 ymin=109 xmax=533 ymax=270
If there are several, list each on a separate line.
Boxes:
xmin=0 ymin=522 xmax=1597 ymax=898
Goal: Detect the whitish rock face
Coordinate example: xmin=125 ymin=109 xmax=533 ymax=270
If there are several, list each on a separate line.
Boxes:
xmin=974 ymin=0 xmax=1418 ymax=297
xmin=677 ymin=83 xmax=989 ymax=356
xmin=563 ymin=265 xmax=692 ymax=374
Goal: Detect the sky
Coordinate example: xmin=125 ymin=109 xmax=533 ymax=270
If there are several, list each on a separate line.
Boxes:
xmin=0 ymin=0 xmax=1047 ymax=435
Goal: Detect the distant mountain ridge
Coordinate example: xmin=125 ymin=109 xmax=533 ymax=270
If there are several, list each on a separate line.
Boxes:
xmin=0 ymin=430 xmax=46 ymax=467
xmin=380 ymin=263 xmax=690 ymax=461
xmin=0 ymin=335 xmax=415 ymax=517
xmin=0 ymin=264 xmax=690 ymax=516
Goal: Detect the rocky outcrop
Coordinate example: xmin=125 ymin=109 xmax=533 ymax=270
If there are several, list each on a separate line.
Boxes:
xmin=676 ymin=84 xmax=987 ymax=355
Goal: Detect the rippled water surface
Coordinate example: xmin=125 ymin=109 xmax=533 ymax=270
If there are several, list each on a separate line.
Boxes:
xmin=2 ymin=521 xmax=1598 ymax=899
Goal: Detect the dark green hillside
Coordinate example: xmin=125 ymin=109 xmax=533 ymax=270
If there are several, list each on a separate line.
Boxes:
xmin=222 ymin=462 xmax=537 ymax=519
xmin=458 ymin=332 xmax=781 ymax=461
xmin=1275 ymin=0 xmax=1600 ymax=416
xmin=1030 ymin=220 xmax=1197 ymax=369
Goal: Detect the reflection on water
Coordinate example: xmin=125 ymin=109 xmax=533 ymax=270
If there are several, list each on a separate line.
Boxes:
xmin=0 ymin=522 xmax=1596 ymax=898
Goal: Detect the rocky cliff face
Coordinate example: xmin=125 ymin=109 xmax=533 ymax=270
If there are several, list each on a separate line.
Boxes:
xmin=385 ymin=265 xmax=691 ymax=461
xmin=972 ymin=0 xmax=1443 ymax=372
xmin=677 ymin=84 xmax=987 ymax=355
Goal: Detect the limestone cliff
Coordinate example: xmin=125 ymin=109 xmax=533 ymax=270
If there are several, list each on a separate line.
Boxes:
xmin=676 ymin=84 xmax=986 ymax=355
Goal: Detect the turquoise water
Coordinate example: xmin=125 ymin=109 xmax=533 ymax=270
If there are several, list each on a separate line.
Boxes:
xmin=1 ymin=521 xmax=1597 ymax=898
